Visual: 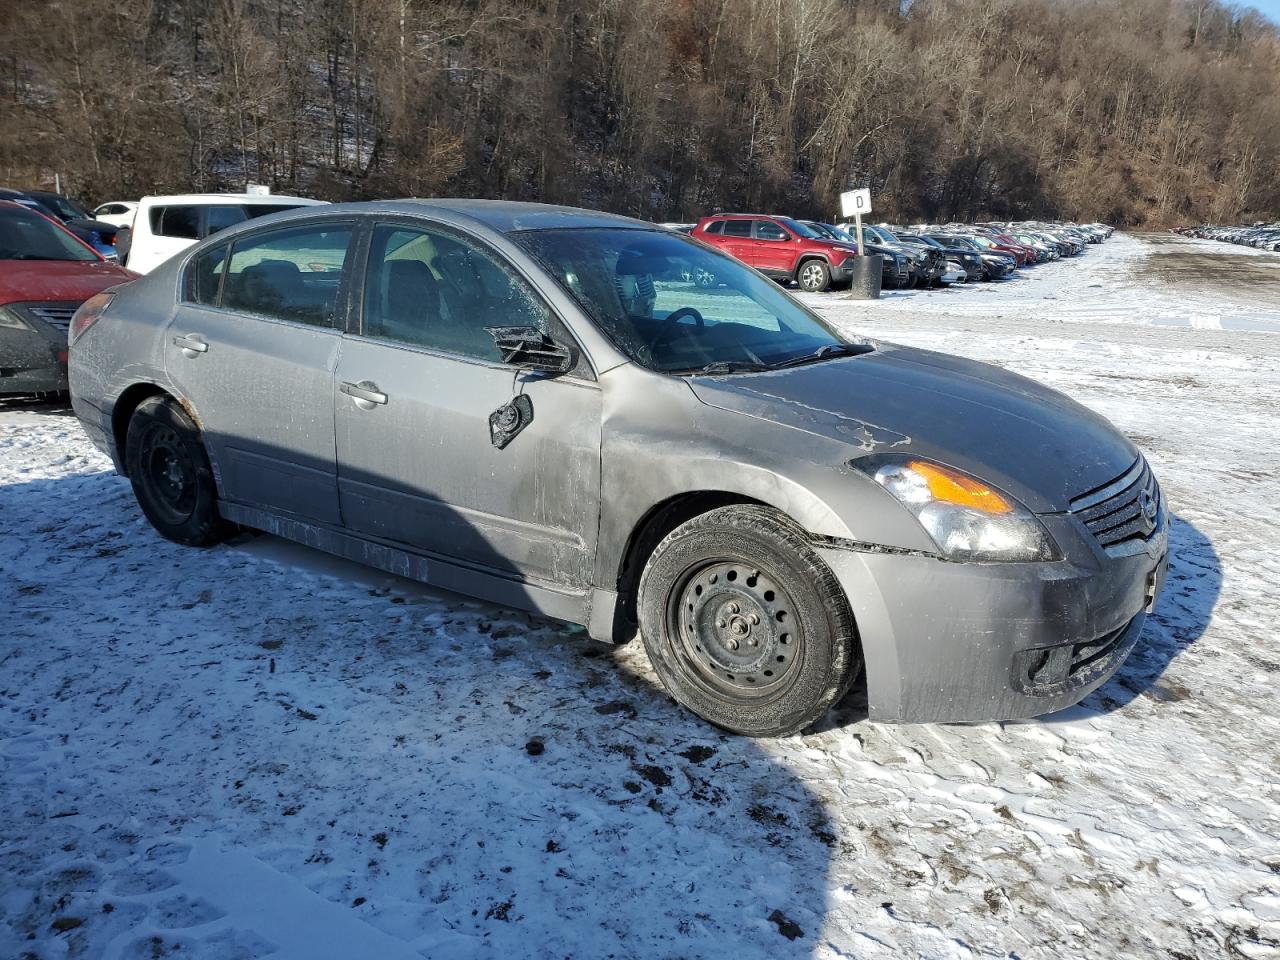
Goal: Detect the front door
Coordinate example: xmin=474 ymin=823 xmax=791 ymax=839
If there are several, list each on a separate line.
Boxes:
xmin=752 ymin=219 xmax=794 ymax=276
xmin=164 ymin=221 xmax=354 ymax=525
xmin=333 ymin=221 xmax=602 ymax=588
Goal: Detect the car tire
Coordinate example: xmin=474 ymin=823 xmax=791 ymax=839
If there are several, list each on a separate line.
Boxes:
xmin=637 ymin=505 xmax=861 ymax=737
xmin=125 ymin=395 xmax=231 ymax=546
xmin=796 ymin=259 xmax=830 ymax=293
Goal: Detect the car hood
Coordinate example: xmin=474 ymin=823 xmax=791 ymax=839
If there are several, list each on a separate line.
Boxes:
xmin=0 ymin=259 xmax=136 ymax=304
xmin=688 ymin=344 xmax=1137 ymax=513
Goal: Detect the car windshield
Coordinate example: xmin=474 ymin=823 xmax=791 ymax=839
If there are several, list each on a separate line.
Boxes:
xmin=36 ymin=195 xmax=90 ymax=221
xmin=804 ymin=222 xmax=838 ymax=239
xmin=780 ymin=218 xmax=823 ymax=239
xmin=515 ymin=227 xmax=854 ymax=374
xmin=0 ymin=206 xmax=98 ymax=261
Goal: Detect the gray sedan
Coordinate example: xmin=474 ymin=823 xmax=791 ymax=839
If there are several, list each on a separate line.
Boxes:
xmin=68 ymin=200 xmax=1168 ymax=736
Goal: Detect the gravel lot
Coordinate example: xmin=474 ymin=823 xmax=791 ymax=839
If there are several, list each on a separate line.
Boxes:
xmin=2 ymin=233 xmax=1278 ymax=959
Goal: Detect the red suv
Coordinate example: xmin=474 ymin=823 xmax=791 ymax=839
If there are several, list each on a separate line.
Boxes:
xmin=0 ymin=200 xmax=135 ymax=396
xmin=692 ymin=214 xmax=859 ymax=292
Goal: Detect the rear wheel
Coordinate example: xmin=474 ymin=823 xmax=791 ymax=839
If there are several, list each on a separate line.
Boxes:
xmin=638 ymin=505 xmax=860 ymax=737
xmin=125 ymin=395 xmax=230 ymax=546
xmin=796 ymin=259 xmax=831 ymax=293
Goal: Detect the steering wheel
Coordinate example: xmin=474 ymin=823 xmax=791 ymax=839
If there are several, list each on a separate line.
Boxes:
xmin=650 ymin=306 xmax=705 ymax=354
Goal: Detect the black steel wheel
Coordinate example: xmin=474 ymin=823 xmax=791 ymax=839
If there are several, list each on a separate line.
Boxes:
xmin=125 ymin=395 xmax=230 ymax=546
xmin=638 ymin=505 xmax=860 ymax=736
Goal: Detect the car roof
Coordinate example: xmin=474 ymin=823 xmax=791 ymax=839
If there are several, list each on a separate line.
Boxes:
xmin=137 ymin=193 xmax=328 ymax=206
xmin=273 ymin=198 xmax=652 ymax=235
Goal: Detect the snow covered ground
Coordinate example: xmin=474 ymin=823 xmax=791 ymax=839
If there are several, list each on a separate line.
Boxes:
xmin=2 ymin=232 xmax=1278 ymax=959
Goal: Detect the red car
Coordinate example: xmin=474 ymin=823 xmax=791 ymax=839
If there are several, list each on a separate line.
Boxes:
xmin=692 ymin=214 xmax=859 ymax=292
xmin=0 ymin=200 xmax=135 ymax=396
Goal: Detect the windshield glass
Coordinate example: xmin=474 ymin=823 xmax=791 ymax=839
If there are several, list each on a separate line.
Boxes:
xmin=515 ymin=227 xmax=851 ymax=374
xmin=0 ymin=206 xmax=98 ymax=261
xmin=803 ymin=222 xmax=838 ymax=239
xmin=780 ymin=218 xmax=822 ymax=240
xmin=31 ymin=195 xmax=89 ymax=221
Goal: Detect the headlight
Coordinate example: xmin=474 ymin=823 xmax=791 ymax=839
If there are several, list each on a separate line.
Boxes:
xmin=867 ymin=458 xmax=1060 ymax=562
xmin=0 ymin=305 xmax=32 ymax=330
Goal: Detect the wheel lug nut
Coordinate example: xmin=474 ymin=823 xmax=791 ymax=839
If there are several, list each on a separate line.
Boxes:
xmin=748 ymin=638 xmax=758 ymax=647
xmin=727 ymin=639 xmax=739 ymax=651
xmin=716 ymin=619 xmax=726 ymax=629
xmin=749 ymin=613 xmax=760 ymax=625
xmin=727 ymin=602 xmax=740 ymax=614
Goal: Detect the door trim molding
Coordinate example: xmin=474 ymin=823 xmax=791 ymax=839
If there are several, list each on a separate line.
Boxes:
xmin=219 ymin=501 xmax=591 ymax=626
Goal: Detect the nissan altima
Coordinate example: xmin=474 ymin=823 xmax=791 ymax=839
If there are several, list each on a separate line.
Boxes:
xmin=68 ymin=200 xmax=1168 ymax=736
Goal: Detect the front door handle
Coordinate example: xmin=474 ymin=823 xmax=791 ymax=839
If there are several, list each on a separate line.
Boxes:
xmin=173 ymin=334 xmax=208 ymax=356
xmin=340 ymin=380 xmax=388 ymax=407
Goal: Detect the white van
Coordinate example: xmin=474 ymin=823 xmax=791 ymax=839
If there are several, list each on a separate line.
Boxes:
xmin=125 ymin=193 xmax=327 ymax=273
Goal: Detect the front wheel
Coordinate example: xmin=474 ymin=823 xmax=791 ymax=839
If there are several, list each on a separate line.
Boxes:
xmin=796 ymin=259 xmax=831 ymax=293
xmin=125 ymin=395 xmax=231 ymax=546
xmin=638 ymin=506 xmax=860 ymax=737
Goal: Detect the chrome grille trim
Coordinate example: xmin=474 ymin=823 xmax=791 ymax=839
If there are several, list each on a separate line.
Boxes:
xmin=1070 ymin=456 xmax=1163 ymax=551
xmin=11 ymin=301 xmax=79 ymax=331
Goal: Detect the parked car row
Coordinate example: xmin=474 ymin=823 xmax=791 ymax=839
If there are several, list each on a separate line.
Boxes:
xmin=663 ymin=215 xmax=1112 ymax=292
xmin=0 ymin=187 xmax=125 ymax=261
xmin=1175 ymin=222 xmax=1280 ymax=251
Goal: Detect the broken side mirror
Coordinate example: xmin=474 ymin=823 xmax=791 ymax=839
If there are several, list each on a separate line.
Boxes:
xmin=485 ymin=325 xmax=574 ymax=375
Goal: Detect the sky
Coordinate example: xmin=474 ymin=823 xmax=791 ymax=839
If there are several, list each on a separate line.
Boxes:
xmin=1243 ymin=0 xmax=1280 ymax=24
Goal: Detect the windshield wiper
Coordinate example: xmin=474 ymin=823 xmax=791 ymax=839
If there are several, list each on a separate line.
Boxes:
xmin=768 ymin=343 xmax=868 ymax=369
xmin=676 ymin=360 xmax=772 ymax=376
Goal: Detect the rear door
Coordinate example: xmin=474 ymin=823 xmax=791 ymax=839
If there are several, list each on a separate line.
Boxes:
xmin=164 ymin=220 xmax=355 ymax=524
xmin=333 ymin=220 xmax=602 ymax=588
xmin=719 ymin=218 xmax=758 ymax=266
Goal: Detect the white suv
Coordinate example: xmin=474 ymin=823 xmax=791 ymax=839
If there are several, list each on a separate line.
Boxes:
xmin=125 ymin=193 xmax=327 ymax=273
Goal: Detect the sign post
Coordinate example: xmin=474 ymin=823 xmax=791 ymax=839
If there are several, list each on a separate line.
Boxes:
xmin=840 ymin=188 xmax=873 ymax=255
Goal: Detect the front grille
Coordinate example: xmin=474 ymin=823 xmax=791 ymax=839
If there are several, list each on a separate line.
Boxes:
xmin=1069 ymin=456 xmax=1162 ymax=551
xmin=13 ymin=302 xmax=78 ymax=332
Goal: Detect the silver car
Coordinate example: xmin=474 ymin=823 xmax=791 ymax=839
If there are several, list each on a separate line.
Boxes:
xmin=68 ymin=200 xmax=1169 ymax=736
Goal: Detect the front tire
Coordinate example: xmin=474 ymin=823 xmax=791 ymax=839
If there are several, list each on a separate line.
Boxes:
xmin=796 ymin=259 xmax=831 ymax=293
xmin=637 ymin=505 xmax=860 ymax=737
xmin=125 ymin=395 xmax=230 ymax=546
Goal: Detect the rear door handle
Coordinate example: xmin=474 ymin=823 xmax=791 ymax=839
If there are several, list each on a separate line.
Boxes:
xmin=173 ymin=334 xmax=208 ymax=355
xmin=340 ymin=380 xmax=388 ymax=406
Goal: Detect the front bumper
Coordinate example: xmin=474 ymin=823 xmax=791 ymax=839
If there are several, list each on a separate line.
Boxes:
xmin=0 ymin=362 xmax=67 ymax=396
xmin=815 ymin=513 xmax=1168 ymax=722
xmin=828 ymin=259 xmax=860 ymax=284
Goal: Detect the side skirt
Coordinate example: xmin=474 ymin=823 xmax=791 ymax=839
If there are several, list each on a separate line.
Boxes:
xmin=219 ymin=501 xmax=592 ymax=626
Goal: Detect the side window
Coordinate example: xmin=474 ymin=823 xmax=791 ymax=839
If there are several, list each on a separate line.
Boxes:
xmin=222 ymin=223 xmax=352 ymax=328
xmin=756 ymin=221 xmax=788 ymax=241
xmin=722 ymin=219 xmax=753 ymax=237
xmin=151 ymin=206 xmax=200 ymax=239
xmin=204 ymin=205 xmax=248 ymax=236
xmin=704 ymin=220 xmax=724 ymax=235
xmin=183 ymin=244 xmax=228 ymax=305
xmin=362 ymin=224 xmax=549 ymax=362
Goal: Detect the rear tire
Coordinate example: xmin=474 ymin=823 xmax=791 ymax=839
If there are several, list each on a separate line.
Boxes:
xmin=637 ymin=505 xmax=860 ymax=737
xmin=125 ymin=395 xmax=230 ymax=546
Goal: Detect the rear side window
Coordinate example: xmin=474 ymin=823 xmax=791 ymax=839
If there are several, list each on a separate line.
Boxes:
xmin=184 ymin=244 xmax=228 ymax=305
xmin=150 ymin=206 xmax=201 ymax=239
xmin=205 ymin=206 xmax=248 ymax=236
xmin=221 ymin=224 xmax=353 ymax=328
xmin=244 ymin=204 xmax=307 ymax=219
xmin=722 ymin=220 xmax=753 ymax=237
xmin=703 ymin=220 xmax=724 ymax=235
